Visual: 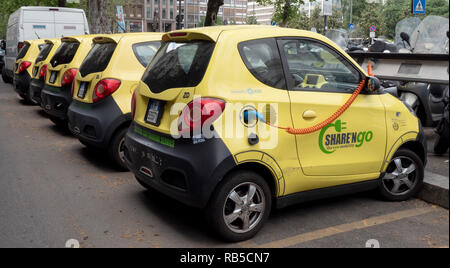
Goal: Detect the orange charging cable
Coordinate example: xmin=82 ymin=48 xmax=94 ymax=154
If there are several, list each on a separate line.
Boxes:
xmin=268 ymin=79 xmax=367 ymax=135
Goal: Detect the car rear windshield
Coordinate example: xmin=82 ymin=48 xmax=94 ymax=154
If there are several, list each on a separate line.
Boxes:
xmin=141 ymin=41 xmax=215 ymax=93
xmin=35 ymin=43 xmax=54 ymax=63
xmin=50 ymin=41 xmax=80 ymax=67
xmin=133 ymin=41 xmax=161 ymax=67
xmin=17 ymin=43 xmax=31 ymax=60
xmin=79 ymin=42 xmax=117 ymax=77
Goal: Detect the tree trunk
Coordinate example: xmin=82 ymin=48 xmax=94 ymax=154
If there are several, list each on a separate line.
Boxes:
xmin=58 ymin=0 xmax=67 ymax=7
xmin=204 ymin=0 xmax=224 ymax=26
xmin=280 ymin=0 xmax=292 ymax=27
xmin=88 ymin=0 xmax=111 ymax=34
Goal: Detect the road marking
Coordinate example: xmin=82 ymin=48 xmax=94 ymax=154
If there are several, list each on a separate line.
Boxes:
xmin=238 ymin=207 xmax=437 ymax=248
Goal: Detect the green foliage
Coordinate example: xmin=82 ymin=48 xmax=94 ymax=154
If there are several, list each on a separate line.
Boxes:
xmin=256 ymin=0 xmax=305 ymax=26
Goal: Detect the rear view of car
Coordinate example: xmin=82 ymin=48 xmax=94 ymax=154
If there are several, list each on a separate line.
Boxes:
xmin=13 ymin=39 xmax=45 ymax=103
xmin=29 ymin=38 xmax=61 ymax=105
xmin=68 ymin=33 xmax=162 ymax=169
xmin=40 ymin=35 xmax=97 ymax=126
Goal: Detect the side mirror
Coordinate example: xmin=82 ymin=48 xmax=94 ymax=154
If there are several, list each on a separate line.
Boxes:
xmin=367 ymin=76 xmax=380 ymax=93
xmin=400 ymin=32 xmax=411 ymax=47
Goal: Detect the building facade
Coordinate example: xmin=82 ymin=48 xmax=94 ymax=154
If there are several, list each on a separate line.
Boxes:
xmin=247 ymin=0 xmax=274 ymax=25
xmin=179 ymin=0 xmax=248 ymax=29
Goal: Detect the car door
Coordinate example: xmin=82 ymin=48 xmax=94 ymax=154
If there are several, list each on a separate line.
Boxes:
xmin=277 ymin=38 xmax=387 ymax=176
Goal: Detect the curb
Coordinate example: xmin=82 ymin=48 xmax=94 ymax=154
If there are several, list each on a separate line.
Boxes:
xmin=417 ymin=171 xmax=449 ymax=209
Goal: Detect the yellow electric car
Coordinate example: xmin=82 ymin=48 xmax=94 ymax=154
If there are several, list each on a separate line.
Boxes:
xmin=68 ymin=33 xmax=162 ymax=170
xmin=41 ymin=35 xmax=98 ymax=125
xmin=124 ymin=26 xmax=427 ymax=242
xmin=13 ymin=39 xmax=45 ymax=103
xmin=29 ymin=38 xmax=61 ymax=105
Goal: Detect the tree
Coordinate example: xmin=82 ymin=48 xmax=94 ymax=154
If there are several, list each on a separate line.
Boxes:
xmin=256 ymin=0 xmax=305 ymax=27
xmin=204 ymin=0 xmax=224 ymax=26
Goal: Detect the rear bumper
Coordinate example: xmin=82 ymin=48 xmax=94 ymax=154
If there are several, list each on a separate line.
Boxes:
xmin=68 ymin=98 xmax=130 ymax=149
xmin=29 ymin=78 xmax=45 ymax=104
xmin=13 ymin=72 xmax=31 ymax=97
xmin=41 ymin=84 xmax=72 ymax=120
xmin=124 ymin=123 xmax=236 ymax=208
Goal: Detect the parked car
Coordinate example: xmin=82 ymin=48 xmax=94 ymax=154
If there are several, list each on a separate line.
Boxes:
xmin=29 ymin=38 xmax=61 ymax=105
xmin=0 ymin=44 xmax=5 ymax=76
xmin=123 ymin=26 xmax=427 ymax=242
xmin=41 ymin=35 xmax=98 ymax=126
xmin=2 ymin=6 xmax=89 ymax=84
xmin=13 ymin=39 xmax=45 ymax=103
xmin=68 ymin=33 xmax=162 ymax=170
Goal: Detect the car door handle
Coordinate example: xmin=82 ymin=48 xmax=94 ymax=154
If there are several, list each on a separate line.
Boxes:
xmin=302 ymin=110 xmax=317 ymax=119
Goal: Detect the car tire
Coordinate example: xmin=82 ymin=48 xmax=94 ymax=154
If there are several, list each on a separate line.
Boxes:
xmin=2 ymin=67 xmax=12 ymax=84
xmin=378 ymin=148 xmax=424 ymax=201
xmin=205 ymin=170 xmax=272 ymax=242
xmin=108 ymin=127 xmax=129 ymax=171
xmin=434 ymin=121 xmax=449 ymax=155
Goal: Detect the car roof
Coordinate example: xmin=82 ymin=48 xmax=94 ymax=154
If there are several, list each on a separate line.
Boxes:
xmin=163 ymin=25 xmax=326 ymax=42
xmin=92 ymin=32 xmax=164 ymax=44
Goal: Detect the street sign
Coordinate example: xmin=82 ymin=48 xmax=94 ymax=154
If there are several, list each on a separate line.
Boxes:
xmin=370 ymin=31 xmax=376 ymax=38
xmin=348 ymin=23 xmax=355 ymax=31
xmin=412 ymin=0 xmax=426 ymax=14
xmin=370 ymin=25 xmax=376 ymax=32
xmin=270 ymin=20 xmax=276 ymax=26
xmin=322 ymin=0 xmax=333 ymax=16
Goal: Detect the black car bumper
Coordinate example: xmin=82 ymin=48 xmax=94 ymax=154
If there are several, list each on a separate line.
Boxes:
xmin=68 ymin=98 xmax=130 ymax=149
xmin=13 ymin=72 xmax=31 ymax=97
xmin=124 ymin=123 xmax=236 ymax=208
xmin=29 ymin=78 xmax=45 ymax=104
xmin=41 ymin=84 xmax=72 ymax=120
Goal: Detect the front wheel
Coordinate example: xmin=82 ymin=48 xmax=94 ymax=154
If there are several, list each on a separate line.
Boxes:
xmin=378 ymin=149 xmax=424 ymax=201
xmin=205 ymin=170 xmax=272 ymax=242
xmin=2 ymin=67 xmax=12 ymax=84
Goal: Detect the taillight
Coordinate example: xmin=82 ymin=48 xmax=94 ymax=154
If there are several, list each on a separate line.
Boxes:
xmin=17 ymin=42 xmax=24 ymax=52
xmin=39 ymin=64 xmax=48 ymax=79
xmin=93 ymin=79 xmax=121 ymax=103
xmin=61 ymin=68 xmax=77 ymax=87
xmin=178 ymin=98 xmax=226 ymax=134
xmin=131 ymin=89 xmax=137 ymax=120
xmin=18 ymin=61 xmax=31 ymax=73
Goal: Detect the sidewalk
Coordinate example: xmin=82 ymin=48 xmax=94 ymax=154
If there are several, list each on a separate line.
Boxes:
xmin=418 ymin=171 xmax=449 ymax=209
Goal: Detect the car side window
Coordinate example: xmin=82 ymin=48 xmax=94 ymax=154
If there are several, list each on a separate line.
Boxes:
xmin=133 ymin=41 xmax=161 ymax=67
xmin=278 ymin=39 xmax=362 ymax=93
xmin=238 ymin=38 xmax=286 ymax=89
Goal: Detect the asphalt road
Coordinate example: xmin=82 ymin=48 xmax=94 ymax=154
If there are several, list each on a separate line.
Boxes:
xmin=0 ymin=80 xmax=448 ymax=248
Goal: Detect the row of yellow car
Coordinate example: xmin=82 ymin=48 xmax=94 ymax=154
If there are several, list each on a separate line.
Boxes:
xmin=12 ymin=26 xmax=427 ymax=242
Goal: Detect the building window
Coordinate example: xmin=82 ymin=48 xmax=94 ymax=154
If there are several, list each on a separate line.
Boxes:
xmin=147 ymin=7 xmax=152 ymax=18
xmin=162 ymin=8 xmax=166 ymax=19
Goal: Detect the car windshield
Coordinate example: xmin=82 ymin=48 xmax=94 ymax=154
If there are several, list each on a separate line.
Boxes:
xmin=395 ymin=17 xmax=421 ymax=48
xmin=49 ymin=41 xmax=80 ymax=67
xmin=79 ymin=42 xmax=117 ymax=77
xmin=410 ymin=15 xmax=449 ymax=54
xmin=16 ymin=43 xmax=31 ymax=60
xmin=141 ymin=41 xmax=215 ymax=93
xmin=35 ymin=43 xmax=54 ymax=64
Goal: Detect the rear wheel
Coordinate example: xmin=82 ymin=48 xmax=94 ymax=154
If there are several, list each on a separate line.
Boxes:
xmin=378 ymin=149 xmax=424 ymax=201
xmin=2 ymin=67 xmax=12 ymax=84
xmin=205 ymin=170 xmax=272 ymax=242
xmin=108 ymin=127 xmax=129 ymax=171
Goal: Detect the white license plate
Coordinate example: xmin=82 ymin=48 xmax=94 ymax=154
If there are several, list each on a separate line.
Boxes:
xmin=77 ymin=82 xmax=88 ymax=99
xmin=49 ymin=71 xmax=57 ymax=84
xmin=145 ymin=100 xmax=163 ymax=126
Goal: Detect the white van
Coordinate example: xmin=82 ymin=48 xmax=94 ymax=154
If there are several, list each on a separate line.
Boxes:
xmin=2 ymin=6 xmax=89 ymax=83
